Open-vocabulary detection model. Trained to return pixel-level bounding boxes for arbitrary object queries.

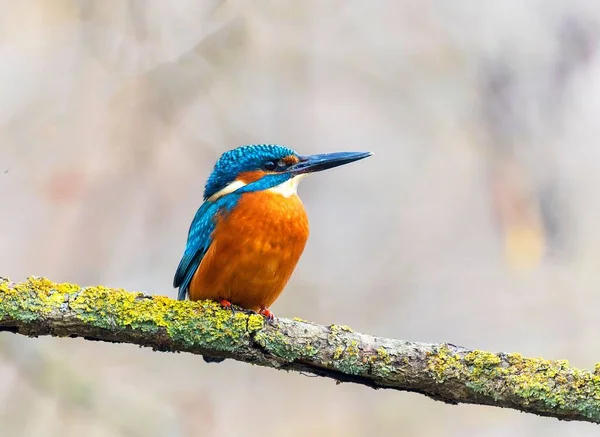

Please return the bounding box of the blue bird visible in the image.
[174,144,371,360]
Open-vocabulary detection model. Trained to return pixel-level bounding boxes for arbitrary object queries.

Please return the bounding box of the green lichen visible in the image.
[325,331,399,380]
[253,321,384,376]
[427,344,600,421]
[325,323,390,376]
[327,325,359,373]
[371,356,398,380]
[4,277,600,422]
[0,277,264,356]
[253,327,319,361]
[331,340,363,374]
[0,276,74,321]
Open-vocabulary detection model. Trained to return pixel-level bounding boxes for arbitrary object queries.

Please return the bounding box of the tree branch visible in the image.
[1,277,599,424]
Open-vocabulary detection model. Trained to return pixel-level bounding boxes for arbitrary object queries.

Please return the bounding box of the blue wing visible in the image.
[173,201,220,300]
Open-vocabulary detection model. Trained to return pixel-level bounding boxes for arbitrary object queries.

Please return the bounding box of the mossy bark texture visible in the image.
[1,277,600,424]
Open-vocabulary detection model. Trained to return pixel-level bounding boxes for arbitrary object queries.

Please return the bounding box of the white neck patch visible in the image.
[207,174,307,201]
[267,174,307,197]
[207,179,247,202]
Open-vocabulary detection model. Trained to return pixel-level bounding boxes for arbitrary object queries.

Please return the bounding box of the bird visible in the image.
[173,144,371,361]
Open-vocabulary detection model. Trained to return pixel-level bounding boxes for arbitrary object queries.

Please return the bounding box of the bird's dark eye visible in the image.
[263,159,289,172]
[263,160,277,171]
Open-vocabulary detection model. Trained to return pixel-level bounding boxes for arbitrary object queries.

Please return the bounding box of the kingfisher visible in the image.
[173,144,372,325]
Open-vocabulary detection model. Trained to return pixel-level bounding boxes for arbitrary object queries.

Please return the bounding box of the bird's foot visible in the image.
[219,299,235,315]
[259,307,274,322]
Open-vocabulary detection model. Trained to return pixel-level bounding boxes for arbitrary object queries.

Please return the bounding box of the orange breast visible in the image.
[188,191,309,311]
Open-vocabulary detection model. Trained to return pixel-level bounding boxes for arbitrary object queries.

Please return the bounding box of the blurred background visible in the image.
[1,1,600,436]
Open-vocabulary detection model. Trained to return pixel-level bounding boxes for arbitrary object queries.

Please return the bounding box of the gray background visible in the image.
[1,1,600,436]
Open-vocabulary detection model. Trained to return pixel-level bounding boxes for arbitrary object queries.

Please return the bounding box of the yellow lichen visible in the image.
[463,350,502,378]
[330,324,354,334]
[333,345,344,360]
[292,317,309,323]
[4,277,600,421]
[0,277,266,354]
[346,341,359,357]
[377,347,392,365]
[425,345,600,419]
[427,345,463,382]
[247,314,265,332]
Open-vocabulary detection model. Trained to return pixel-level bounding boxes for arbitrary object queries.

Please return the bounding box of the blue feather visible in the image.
[175,144,299,300]
[173,194,242,300]
[203,144,296,200]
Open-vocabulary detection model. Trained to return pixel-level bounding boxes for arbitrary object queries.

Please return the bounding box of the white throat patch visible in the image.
[207,174,307,201]
[267,174,307,197]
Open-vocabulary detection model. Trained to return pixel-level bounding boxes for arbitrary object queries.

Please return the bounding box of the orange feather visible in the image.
[237,170,268,184]
[188,190,309,311]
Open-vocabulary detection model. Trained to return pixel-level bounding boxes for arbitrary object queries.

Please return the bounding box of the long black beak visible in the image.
[288,151,372,175]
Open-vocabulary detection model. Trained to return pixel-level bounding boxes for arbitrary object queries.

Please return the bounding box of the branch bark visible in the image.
[1,277,599,424]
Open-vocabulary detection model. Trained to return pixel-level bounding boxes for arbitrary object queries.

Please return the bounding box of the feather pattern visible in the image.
[203,144,296,200]
[173,194,241,300]
[188,189,309,310]
[174,172,296,300]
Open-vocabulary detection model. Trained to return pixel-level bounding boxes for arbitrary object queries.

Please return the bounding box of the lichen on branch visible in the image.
[1,277,599,424]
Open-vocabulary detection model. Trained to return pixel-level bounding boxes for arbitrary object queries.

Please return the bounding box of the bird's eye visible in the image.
[263,160,277,171]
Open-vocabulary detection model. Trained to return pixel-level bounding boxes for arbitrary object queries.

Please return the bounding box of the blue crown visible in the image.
[204,144,297,199]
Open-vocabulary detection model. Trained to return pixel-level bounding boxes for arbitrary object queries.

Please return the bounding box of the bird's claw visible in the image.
[217,300,273,322]
[219,299,236,315]
[259,307,274,322]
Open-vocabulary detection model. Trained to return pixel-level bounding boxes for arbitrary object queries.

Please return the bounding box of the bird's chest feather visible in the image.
[217,191,309,253]
[195,191,309,308]
[187,192,308,308]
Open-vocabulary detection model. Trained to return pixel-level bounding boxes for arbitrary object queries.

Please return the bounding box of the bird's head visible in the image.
[204,144,372,201]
